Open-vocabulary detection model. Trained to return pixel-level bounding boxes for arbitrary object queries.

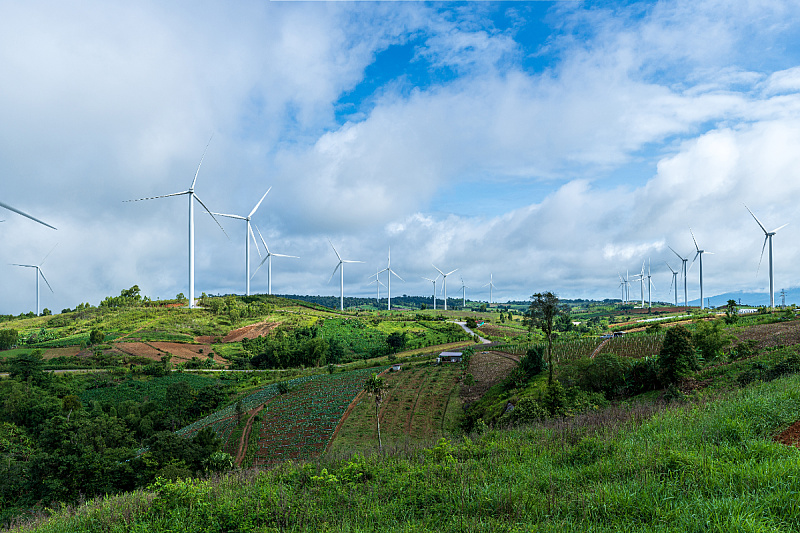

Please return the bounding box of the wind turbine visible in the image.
[432,265,458,311]
[665,261,679,306]
[646,259,655,308]
[668,246,689,307]
[460,276,470,307]
[0,200,57,230]
[328,240,363,311]
[377,247,403,311]
[252,226,298,295]
[631,262,645,307]
[12,244,57,315]
[617,273,626,303]
[368,268,387,302]
[689,227,713,310]
[745,205,788,310]
[483,273,497,305]
[126,137,227,308]
[422,276,439,310]
[212,187,271,296]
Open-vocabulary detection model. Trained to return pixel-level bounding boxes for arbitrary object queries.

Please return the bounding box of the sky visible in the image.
[2,0,800,315]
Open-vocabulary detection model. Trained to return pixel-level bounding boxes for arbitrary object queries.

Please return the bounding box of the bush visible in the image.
[692,320,732,362]
[0,329,18,350]
[584,352,630,398]
[627,356,660,394]
[520,345,546,377]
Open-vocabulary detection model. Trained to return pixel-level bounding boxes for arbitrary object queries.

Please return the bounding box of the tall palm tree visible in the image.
[363,373,387,451]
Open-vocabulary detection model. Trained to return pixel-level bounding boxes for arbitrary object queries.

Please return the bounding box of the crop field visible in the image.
[80,373,220,406]
[731,319,800,350]
[330,362,463,452]
[595,332,665,358]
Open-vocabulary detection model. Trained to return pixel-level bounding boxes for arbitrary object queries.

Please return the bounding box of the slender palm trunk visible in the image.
[375,400,383,451]
[547,333,553,384]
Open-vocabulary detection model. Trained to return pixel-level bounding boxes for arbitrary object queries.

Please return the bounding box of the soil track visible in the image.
[195,320,279,344]
[775,420,800,448]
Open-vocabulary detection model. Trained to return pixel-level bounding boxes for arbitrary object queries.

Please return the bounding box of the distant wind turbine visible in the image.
[126,137,227,308]
[368,268,387,302]
[12,244,57,315]
[668,246,689,307]
[483,273,497,305]
[460,277,470,307]
[328,240,363,311]
[377,247,403,311]
[422,276,439,310]
[432,265,458,311]
[251,226,298,295]
[646,259,655,308]
[0,200,56,230]
[745,205,788,310]
[689,227,713,310]
[665,261,679,306]
[212,187,271,296]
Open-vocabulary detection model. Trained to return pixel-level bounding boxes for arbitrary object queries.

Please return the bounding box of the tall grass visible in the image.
[9,374,800,533]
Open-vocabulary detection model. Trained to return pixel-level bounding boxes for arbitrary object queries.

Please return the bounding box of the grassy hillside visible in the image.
[8,374,800,532]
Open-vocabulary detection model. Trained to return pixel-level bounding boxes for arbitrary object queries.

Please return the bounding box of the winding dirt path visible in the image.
[234,404,266,466]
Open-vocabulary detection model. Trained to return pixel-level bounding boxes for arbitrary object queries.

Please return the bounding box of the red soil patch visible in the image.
[775,420,800,448]
[734,321,800,350]
[41,346,82,360]
[195,320,279,344]
[114,341,227,364]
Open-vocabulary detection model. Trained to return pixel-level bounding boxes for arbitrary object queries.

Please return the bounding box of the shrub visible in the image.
[626,356,660,393]
[584,352,630,398]
[542,380,566,417]
[0,329,18,350]
[521,345,546,377]
[692,320,732,362]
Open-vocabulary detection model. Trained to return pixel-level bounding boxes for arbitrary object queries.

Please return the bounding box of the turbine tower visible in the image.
[328,240,363,311]
[422,276,439,310]
[212,187,271,296]
[665,261,679,306]
[646,259,655,308]
[483,273,496,305]
[432,265,458,311]
[377,247,403,311]
[252,226,298,295]
[668,246,689,307]
[126,137,227,308]
[12,244,57,315]
[745,205,788,310]
[0,201,56,230]
[689,227,713,310]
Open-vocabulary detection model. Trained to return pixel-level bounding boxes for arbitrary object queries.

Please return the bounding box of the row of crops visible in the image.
[252,367,388,466]
[495,333,665,361]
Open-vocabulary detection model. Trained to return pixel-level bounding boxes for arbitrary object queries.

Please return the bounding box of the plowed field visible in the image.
[195,320,279,344]
[734,320,800,350]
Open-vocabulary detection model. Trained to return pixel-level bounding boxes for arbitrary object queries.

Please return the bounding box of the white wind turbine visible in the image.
[328,240,363,311]
[377,247,403,311]
[483,273,497,305]
[368,268,387,302]
[617,273,626,303]
[665,261,679,306]
[12,244,57,316]
[126,138,227,308]
[422,276,439,310]
[745,205,788,310]
[646,259,656,308]
[689,227,713,310]
[212,187,271,296]
[632,262,645,307]
[252,226,298,295]
[460,276,470,307]
[0,201,57,230]
[433,265,458,311]
[668,246,689,307]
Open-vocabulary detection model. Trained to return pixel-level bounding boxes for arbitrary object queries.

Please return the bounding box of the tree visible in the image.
[724,299,739,324]
[89,328,104,345]
[363,373,387,451]
[693,320,732,362]
[386,332,407,353]
[0,328,18,350]
[657,324,698,385]
[527,292,567,384]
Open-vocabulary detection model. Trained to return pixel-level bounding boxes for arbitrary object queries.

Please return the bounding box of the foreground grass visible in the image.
[8,374,800,533]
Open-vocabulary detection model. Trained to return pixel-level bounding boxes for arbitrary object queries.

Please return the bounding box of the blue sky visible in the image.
[2,0,800,314]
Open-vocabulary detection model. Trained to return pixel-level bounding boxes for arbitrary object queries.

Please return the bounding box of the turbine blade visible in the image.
[432,264,445,276]
[343,260,363,264]
[0,201,57,230]
[329,240,342,262]
[40,243,58,266]
[11,264,37,268]
[249,224,262,259]
[390,269,404,282]
[446,269,458,276]
[194,195,229,238]
[248,187,272,218]
[39,269,54,293]
[756,235,768,276]
[251,256,268,280]
[125,191,190,202]
[255,225,270,255]
[689,227,700,251]
[744,204,769,234]
[191,134,214,189]
[668,245,684,261]
[328,263,341,284]
[688,251,699,272]
[211,212,246,220]
[271,253,298,259]
[772,223,789,233]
